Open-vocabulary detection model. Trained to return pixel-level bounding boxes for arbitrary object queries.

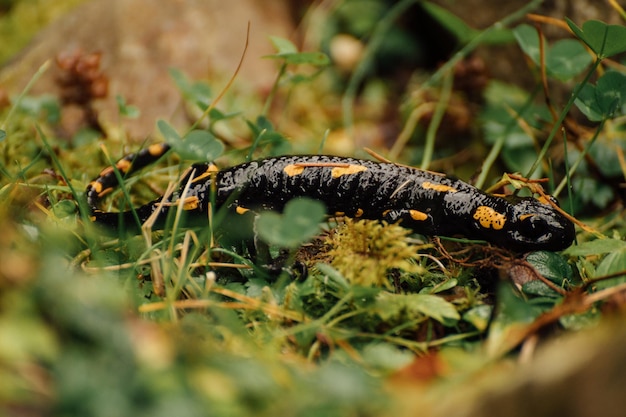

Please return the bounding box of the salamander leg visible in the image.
[382,208,436,234]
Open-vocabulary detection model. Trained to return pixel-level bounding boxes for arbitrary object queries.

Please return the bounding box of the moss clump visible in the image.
[324,219,425,288]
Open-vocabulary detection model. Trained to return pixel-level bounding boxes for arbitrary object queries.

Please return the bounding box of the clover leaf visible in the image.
[575,71,626,121]
[566,19,626,59]
[256,198,326,248]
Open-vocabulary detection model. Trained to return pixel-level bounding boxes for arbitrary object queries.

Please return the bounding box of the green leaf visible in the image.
[575,83,604,121]
[486,283,545,356]
[422,1,477,43]
[0,129,6,141]
[559,310,600,331]
[266,36,330,66]
[563,238,626,257]
[588,140,626,177]
[421,277,458,294]
[409,294,460,324]
[157,122,224,162]
[268,36,298,55]
[256,198,326,248]
[115,95,140,119]
[52,200,77,219]
[269,51,330,66]
[521,280,560,298]
[595,71,626,116]
[595,248,626,289]
[481,81,550,153]
[157,119,182,143]
[514,24,591,81]
[423,1,512,44]
[526,251,572,285]
[566,19,626,59]
[375,293,460,324]
[168,68,212,108]
[514,24,542,63]
[315,263,350,292]
[574,71,626,121]
[361,343,414,373]
[545,39,592,81]
[570,176,615,209]
[177,130,224,162]
[463,304,492,331]
[207,107,240,122]
[494,283,543,324]
[501,146,539,176]
[17,94,61,124]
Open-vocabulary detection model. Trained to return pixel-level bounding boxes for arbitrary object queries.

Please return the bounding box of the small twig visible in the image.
[189,22,250,132]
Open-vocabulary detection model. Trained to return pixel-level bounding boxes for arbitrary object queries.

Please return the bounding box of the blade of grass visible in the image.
[1,60,51,132]
[421,69,453,170]
[553,118,605,197]
[525,57,603,178]
[393,0,542,168]
[475,84,541,189]
[187,22,250,133]
[99,144,143,230]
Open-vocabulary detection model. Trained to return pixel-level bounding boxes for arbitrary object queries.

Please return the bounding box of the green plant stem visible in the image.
[421,69,453,170]
[553,118,606,197]
[560,128,575,221]
[393,0,542,168]
[475,84,541,189]
[99,147,143,229]
[525,57,603,178]
[1,60,51,174]
[341,0,418,138]
[262,63,287,117]
[275,290,355,339]
[246,128,267,162]
[1,60,51,132]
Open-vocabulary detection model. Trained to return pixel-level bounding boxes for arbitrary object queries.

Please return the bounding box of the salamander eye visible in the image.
[517,213,547,238]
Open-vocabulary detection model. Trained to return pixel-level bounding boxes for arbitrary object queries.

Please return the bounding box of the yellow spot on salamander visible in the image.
[421,181,457,193]
[148,143,167,156]
[89,181,103,194]
[537,195,551,205]
[354,208,364,217]
[182,196,200,211]
[284,164,305,177]
[283,162,366,178]
[97,187,114,198]
[519,213,535,221]
[473,206,506,230]
[331,164,367,178]
[187,164,219,184]
[236,206,249,215]
[116,158,132,174]
[409,210,428,221]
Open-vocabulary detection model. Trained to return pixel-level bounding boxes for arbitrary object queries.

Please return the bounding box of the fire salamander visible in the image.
[86,143,576,252]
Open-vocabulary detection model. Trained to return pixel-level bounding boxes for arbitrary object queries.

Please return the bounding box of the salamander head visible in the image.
[504,197,575,252]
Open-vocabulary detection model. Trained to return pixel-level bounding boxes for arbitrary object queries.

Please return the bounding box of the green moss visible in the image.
[324,219,425,288]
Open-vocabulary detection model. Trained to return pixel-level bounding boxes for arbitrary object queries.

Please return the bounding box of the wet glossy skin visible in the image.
[87,149,576,252]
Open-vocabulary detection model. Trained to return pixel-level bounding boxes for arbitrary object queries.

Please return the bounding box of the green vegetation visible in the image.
[2,1,626,416]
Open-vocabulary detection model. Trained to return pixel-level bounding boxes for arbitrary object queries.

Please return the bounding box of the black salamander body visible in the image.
[86,145,575,252]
